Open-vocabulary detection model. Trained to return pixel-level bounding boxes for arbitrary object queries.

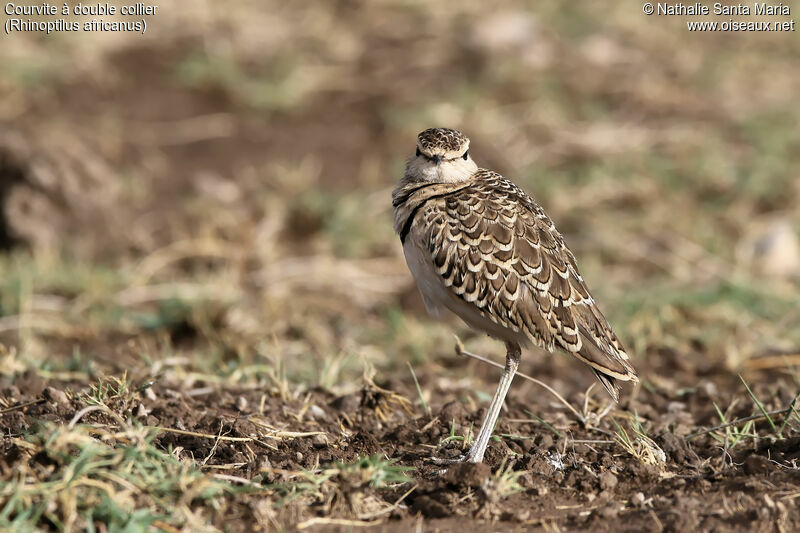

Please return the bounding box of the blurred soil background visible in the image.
[1,1,800,531]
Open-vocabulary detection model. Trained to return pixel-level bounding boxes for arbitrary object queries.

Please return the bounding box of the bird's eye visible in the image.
[416,147,422,157]
[462,150,469,160]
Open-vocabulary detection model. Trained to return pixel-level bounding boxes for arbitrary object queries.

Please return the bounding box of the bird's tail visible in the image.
[575,326,638,403]
[592,369,621,402]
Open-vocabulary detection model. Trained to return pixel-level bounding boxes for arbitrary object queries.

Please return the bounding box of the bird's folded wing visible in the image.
[413,170,638,386]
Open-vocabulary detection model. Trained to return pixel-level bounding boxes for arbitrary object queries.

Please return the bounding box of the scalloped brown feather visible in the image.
[393,169,638,400]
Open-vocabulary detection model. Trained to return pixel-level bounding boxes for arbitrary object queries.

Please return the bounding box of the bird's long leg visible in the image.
[464,341,521,463]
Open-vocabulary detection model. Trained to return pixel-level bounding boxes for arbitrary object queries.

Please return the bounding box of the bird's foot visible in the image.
[430,454,466,475]
[430,449,484,470]
[429,454,466,466]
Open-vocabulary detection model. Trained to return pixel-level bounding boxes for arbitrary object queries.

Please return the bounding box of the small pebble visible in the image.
[309,404,326,420]
[599,470,618,491]
[537,433,554,450]
[666,401,686,413]
[43,386,69,407]
[698,381,718,397]
[598,490,614,501]
[236,396,249,412]
[312,433,328,448]
[515,509,531,521]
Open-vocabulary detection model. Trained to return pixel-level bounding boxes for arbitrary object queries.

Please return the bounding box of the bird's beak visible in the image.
[431,155,443,164]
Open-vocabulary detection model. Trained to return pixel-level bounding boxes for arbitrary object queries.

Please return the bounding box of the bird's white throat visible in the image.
[405,155,478,184]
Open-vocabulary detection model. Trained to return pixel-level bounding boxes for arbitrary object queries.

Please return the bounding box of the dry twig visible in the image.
[454,336,584,422]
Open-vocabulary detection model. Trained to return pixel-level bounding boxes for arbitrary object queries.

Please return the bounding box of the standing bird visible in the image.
[392,128,638,463]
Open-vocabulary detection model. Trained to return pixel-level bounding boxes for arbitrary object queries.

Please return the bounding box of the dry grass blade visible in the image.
[146,426,258,442]
[454,336,584,422]
[296,517,383,529]
[68,404,125,428]
[357,484,417,520]
[744,354,800,370]
[212,474,268,488]
[612,418,665,466]
[407,362,431,416]
[0,398,45,415]
[133,238,243,282]
[685,401,800,440]
[249,419,327,441]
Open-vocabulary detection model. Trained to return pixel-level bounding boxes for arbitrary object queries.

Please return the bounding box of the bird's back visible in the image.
[393,169,638,400]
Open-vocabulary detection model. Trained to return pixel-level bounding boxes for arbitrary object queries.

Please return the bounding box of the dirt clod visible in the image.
[599,470,618,491]
[444,461,491,488]
[743,454,773,476]
[43,386,69,407]
[412,495,451,518]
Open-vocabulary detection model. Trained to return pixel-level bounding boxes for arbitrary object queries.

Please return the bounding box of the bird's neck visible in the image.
[402,157,478,186]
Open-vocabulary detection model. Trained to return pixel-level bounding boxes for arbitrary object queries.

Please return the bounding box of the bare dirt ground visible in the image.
[4,347,800,531]
[1,2,800,531]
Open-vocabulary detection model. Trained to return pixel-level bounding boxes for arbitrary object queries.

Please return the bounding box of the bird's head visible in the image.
[405,127,477,183]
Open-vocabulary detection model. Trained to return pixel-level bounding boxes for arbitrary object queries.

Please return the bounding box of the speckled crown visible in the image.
[417,128,470,158]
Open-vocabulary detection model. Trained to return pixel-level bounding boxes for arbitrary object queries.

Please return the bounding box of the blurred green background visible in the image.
[1,0,799,391]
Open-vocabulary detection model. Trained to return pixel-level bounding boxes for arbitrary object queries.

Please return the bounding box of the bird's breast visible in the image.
[402,234,531,346]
